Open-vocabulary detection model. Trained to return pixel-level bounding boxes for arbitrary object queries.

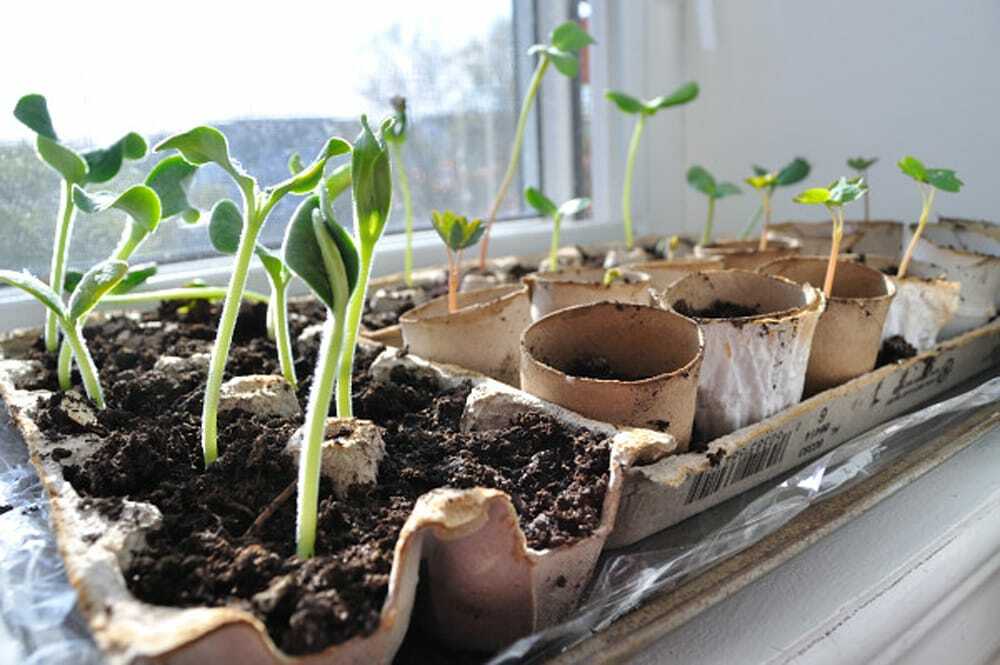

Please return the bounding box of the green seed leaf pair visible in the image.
[794,176,868,207]
[352,116,393,247]
[524,187,591,220]
[747,158,811,192]
[73,185,162,235]
[146,156,200,223]
[65,263,157,296]
[527,21,595,77]
[605,82,699,116]
[897,156,963,192]
[431,211,486,252]
[283,196,359,312]
[1,260,128,324]
[385,96,407,145]
[686,166,741,200]
[847,156,878,172]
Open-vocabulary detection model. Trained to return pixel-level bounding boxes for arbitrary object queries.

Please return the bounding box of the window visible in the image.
[0,0,593,280]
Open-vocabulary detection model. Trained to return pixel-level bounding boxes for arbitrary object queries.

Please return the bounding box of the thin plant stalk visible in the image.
[63,323,105,408]
[757,192,773,251]
[46,180,76,352]
[739,204,764,240]
[447,249,460,313]
[822,207,845,298]
[479,56,550,269]
[57,337,73,391]
[863,169,870,222]
[334,243,375,418]
[271,281,297,388]
[700,197,716,246]
[99,286,269,306]
[390,140,415,286]
[621,114,647,250]
[547,213,563,272]
[897,185,936,279]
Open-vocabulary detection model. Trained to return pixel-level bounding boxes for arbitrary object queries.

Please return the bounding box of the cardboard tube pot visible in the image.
[759,257,896,395]
[523,266,652,321]
[935,217,1000,257]
[399,284,530,386]
[622,256,724,291]
[857,255,960,351]
[768,220,902,257]
[658,270,824,440]
[519,302,704,449]
[694,237,801,270]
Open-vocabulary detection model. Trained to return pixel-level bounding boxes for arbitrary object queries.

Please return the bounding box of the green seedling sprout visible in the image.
[605,82,700,249]
[431,211,486,313]
[739,158,811,243]
[686,166,741,246]
[847,157,878,222]
[602,267,623,287]
[896,156,963,279]
[13,94,148,353]
[155,126,351,467]
[385,96,416,286]
[0,261,129,408]
[793,177,868,298]
[478,21,595,269]
[283,116,391,559]
[523,186,591,272]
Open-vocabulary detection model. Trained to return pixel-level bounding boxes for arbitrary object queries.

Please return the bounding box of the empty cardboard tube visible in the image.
[622,256,724,292]
[523,266,652,321]
[768,220,903,257]
[694,237,801,270]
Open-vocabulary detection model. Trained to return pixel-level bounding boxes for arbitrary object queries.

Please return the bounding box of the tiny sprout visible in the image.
[384,95,415,286]
[686,165,741,246]
[793,176,868,298]
[896,156,963,279]
[602,267,623,287]
[742,157,810,250]
[847,157,878,222]
[479,20,595,269]
[431,211,486,313]
[605,82,699,249]
[524,186,591,272]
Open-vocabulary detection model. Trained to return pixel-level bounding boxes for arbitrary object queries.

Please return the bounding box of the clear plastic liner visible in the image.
[1,378,997,664]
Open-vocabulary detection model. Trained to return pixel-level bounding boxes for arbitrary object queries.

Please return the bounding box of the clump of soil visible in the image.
[29,300,610,657]
[673,299,761,319]
[560,355,644,382]
[0,505,11,515]
[876,335,918,367]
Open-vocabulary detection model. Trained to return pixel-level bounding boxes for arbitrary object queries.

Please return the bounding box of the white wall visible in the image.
[663,0,1000,238]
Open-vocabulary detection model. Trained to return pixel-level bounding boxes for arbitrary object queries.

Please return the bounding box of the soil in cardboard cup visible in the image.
[27,301,610,658]
[557,355,654,381]
[876,335,918,367]
[673,298,762,319]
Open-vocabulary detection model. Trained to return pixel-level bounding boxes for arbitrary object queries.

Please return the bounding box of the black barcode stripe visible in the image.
[684,435,791,505]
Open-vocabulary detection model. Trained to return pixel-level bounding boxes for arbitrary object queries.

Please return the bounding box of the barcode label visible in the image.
[684,433,791,505]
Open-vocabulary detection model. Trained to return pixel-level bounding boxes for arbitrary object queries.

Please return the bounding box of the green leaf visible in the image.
[752,164,770,176]
[208,199,243,255]
[746,173,776,190]
[544,47,579,77]
[352,116,392,246]
[82,132,148,184]
[643,81,700,114]
[898,156,927,182]
[73,184,162,233]
[549,21,595,52]
[775,157,811,188]
[431,210,485,251]
[63,271,83,294]
[686,165,717,197]
[111,263,158,294]
[36,135,87,183]
[154,126,255,193]
[283,196,358,310]
[925,168,963,193]
[557,197,591,218]
[524,186,558,217]
[847,156,878,172]
[14,94,58,140]
[0,269,67,319]
[605,90,644,115]
[270,136,352,200]
[827,176,868,205]
[793,187,832,205]
[145,156,200,222]
[714,182,742,199]
[68,260,128,320]
[288,152,304,175]
[254,244,287,285]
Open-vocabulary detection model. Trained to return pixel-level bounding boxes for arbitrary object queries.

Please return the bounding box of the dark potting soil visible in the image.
[673,299,762,319]
[876,335,918,367]
[27,300,610,658]
[560,355,639,381]
[362,280,449,331]
[0,504,11,515]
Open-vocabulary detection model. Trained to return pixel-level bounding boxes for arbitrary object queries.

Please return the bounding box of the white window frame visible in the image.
[0,0,687,331]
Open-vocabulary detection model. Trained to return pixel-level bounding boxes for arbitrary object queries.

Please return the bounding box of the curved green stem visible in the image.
[898,185,935,279]
[46,180,76,353]
[273,282,297,389]
[622,114,647,250]
[548,213,563,272]
[700,197,716,246]
[63,322,105,409]
[99,287,270,306]
[479,55,551,269]
[390,141,415,286]
[57,337,73,391]
[335,244,375,418]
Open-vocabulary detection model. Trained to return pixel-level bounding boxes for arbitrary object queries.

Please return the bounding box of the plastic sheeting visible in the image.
[0,378,997,665]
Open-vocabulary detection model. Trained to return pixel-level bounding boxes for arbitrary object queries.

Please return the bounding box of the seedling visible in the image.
[431,211,486,313]
[896,156,963,278]
[793,177,868,298]
[523,186,591,272]
[155,126,350,466]
[385,96,416,286]
[0,261,128,408]
[686,166,741,245]
[847,157,878,222]
[479,21,594,268]
[13,94,148,353]
[605,82,699,249]
[739,158,811,243]
[282,116,390,559]
[743,158,811,250]
[602,267,623,287]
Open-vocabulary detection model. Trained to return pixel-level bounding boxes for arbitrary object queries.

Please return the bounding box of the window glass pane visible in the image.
[0,0,544,278]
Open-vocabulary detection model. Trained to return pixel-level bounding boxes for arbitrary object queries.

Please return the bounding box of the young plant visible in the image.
[385,96,416,286]
[896,156,963,279]
[283,116,391,559]
[793,177,868,298]
[0,261,128,408]
[605,82,700,249]
[155,126,350,466]
[847,156,878,222]
[431,211,486,312]
[478,21,594,268]
[739,157,811,243]
[13,94,148,353]
[523,186,591,272]
[686,166,741,245]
